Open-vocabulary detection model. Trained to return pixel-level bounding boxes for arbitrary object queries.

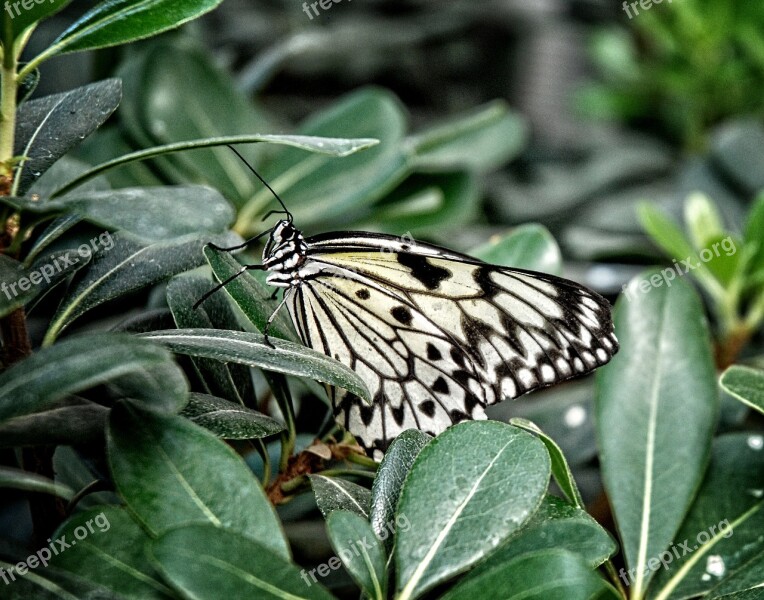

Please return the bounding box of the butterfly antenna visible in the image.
[227,144,292,222]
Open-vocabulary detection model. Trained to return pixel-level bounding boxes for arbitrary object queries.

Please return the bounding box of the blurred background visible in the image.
[20,0,764,591]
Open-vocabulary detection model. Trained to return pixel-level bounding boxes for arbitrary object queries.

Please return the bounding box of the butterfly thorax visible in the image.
[263,220,309,288]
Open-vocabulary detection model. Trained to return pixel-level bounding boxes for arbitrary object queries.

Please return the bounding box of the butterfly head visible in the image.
[262,220,307,281]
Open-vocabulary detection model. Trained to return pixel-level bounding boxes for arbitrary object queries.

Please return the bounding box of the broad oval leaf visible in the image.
[107,401,289,558]
[440,549,619,600]
[326,511,387,600]
[14,79,122,195]
[50,506,174,599]
[409,100,528,173]
[44,231,239,345]
[0,559,115,599]
[395,421,551,599]
[720,365,764,416]
[470,223,563,275]
[180,393,284,440]
[15,186,234,242]
[139,329,370,403]
[310,474,371,518]
[647,433,764,600]
[596,273,718,598]
[150,524,335,600]
[237,88,410,234]
[369,429,430,550]
[462,495,616,580]
[0,333,186,423]
[50,0,225,55]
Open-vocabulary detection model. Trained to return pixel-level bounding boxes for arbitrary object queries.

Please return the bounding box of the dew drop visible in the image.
[747,435,763,451]
[705,555,725,578]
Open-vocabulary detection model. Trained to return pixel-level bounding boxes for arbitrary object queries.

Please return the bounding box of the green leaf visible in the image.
[744,193,764,277]
[708,550,764,598]
[647,433,764,600]
[0,559,116,599]
[13,79,122,196]
[596,273,718,598]
[720,365,764,416]
[50,506,174,599]
[180,393,284,439]
[463,495,616,576]
[0,466,73,500]
[237,88,409,233]
[44,231,238,344]
[310,475,371,518]
[409,101,528,173]
[150,524,336,599]
[202,247,298,343]
[107,401,289,558]
[510,419,584,508]
[370,429,430,551]
[49,0,225,55]
[167,275,256,404]
[140,329,370,403]
[470,224,563,275]
[684,192,726,251]
[14,186,234,242]
[440,549,619,600]
[326,511,387,600]
[638,202,697,263]
[0,249,83,319]
[0,333,187,423]
[1,0,71,49]
[395,421,551,599]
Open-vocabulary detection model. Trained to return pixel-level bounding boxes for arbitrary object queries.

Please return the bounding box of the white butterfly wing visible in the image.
[288,232,618,457]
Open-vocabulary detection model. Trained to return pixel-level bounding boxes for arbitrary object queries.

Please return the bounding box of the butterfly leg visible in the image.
[263,293,290,348]
[193,264,265,309]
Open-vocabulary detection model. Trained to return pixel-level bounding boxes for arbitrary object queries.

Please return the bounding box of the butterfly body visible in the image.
[259,219,618,459]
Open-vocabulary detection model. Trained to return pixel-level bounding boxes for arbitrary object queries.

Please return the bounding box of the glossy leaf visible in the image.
[1,0,71,45]
[0,466,73,500]
[470,223,563,275]
[13,79,122,196]
[44,231,239,344]
[310,475,371,518]
[167,275,256,404]
[237,88,409,233]
[49,0,225,55]
[684,192,726,251]
[440,549,619,600]
[107,401,289,558]
[326,510,387,600]
[150,524,336,599]
[14,186,234,242]
[409,100,528,173]
[721,365,764,416]
[180,393,284,439]
[596,273,718,598]
[140,329,370,402]
[462,495,616,580]
[647,434,764,600]
[395,421,550,599]
[50,506,174,600]
[0,333,187,423]
[369,429,430,550]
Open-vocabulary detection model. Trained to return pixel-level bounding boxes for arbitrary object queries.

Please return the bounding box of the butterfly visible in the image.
[197,148,619,460]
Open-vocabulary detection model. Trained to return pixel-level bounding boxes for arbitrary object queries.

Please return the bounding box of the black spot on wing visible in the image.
[397,254,451,290]
[426,343,442,361]
[432,376,449,395]
[355,288,370,300]
[419,400,436,418]
[391,306,413,325]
